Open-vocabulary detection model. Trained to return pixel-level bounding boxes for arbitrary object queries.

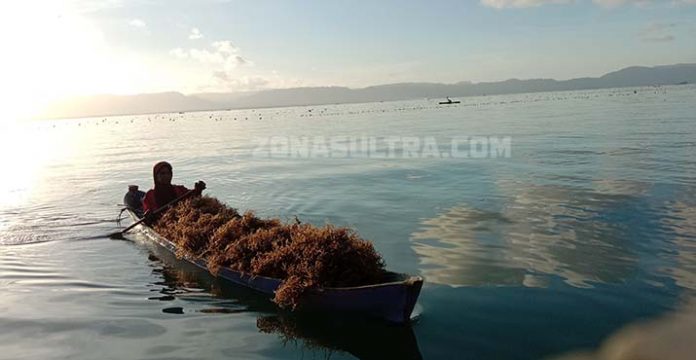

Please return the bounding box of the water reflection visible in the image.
[660,199,696,290]
[143,242,423,360]
[256,314,422,360]
[550,297,696,360]
[411,180,696,289]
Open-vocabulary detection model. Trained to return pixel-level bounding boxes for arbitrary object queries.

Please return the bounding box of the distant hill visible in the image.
[42,92,215,119]
[38,63,696,119]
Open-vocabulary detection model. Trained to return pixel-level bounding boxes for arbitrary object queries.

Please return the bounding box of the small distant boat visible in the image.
[439,97,460,105]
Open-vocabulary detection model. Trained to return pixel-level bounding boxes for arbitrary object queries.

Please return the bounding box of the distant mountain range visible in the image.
[38,63,696,119]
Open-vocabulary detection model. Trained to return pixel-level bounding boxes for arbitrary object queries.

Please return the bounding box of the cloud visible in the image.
[480,0,572,8]
[170,40,256,90]
[128,18,146,28]
[212,73,270,90]
[639,21,677,42]
[170,41,250,67]
[592,0,651,7]
[189,27,203,40]
[642,34,675,41]
[592,0,696,7]
[643,22,677,32]
[67,0,123,14]
[169,48,186,58]
[481,0,696,8]
[233,55,248,65]
[212,40,239,55]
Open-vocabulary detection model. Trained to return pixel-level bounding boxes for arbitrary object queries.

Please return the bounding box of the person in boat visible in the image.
[142,161,206,221]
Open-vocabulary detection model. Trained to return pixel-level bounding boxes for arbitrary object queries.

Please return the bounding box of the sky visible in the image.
[1,0,695,119]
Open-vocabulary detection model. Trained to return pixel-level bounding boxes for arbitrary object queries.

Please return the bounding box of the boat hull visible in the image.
[126,209,423,323]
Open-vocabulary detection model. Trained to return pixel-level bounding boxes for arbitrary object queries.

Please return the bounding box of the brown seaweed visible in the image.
[153,196,385,308]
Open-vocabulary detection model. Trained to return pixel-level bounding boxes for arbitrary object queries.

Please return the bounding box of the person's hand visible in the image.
[194,180,206,192]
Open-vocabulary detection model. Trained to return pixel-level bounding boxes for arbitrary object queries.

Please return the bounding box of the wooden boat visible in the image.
[125,209,424,324]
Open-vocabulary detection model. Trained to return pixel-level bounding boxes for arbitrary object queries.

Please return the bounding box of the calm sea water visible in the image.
[1,86,695,360]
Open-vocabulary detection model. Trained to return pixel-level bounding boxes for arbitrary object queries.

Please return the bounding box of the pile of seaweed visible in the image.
[153,196,385,309]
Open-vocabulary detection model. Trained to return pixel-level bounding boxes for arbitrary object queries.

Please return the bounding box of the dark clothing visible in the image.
[143,161,190,213]
[142,185,189,213]
[142,161,202,216]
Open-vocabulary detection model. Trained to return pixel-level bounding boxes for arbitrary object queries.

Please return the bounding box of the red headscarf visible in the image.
[152,161,177,207]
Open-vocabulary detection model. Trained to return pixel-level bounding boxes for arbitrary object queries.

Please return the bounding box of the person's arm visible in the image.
[173,181,205,197]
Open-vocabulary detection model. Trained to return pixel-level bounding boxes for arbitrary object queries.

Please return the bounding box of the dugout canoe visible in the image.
[125,209,424,324]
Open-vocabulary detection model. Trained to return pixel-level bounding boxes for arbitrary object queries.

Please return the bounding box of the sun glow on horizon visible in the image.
[0,1,171,120]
